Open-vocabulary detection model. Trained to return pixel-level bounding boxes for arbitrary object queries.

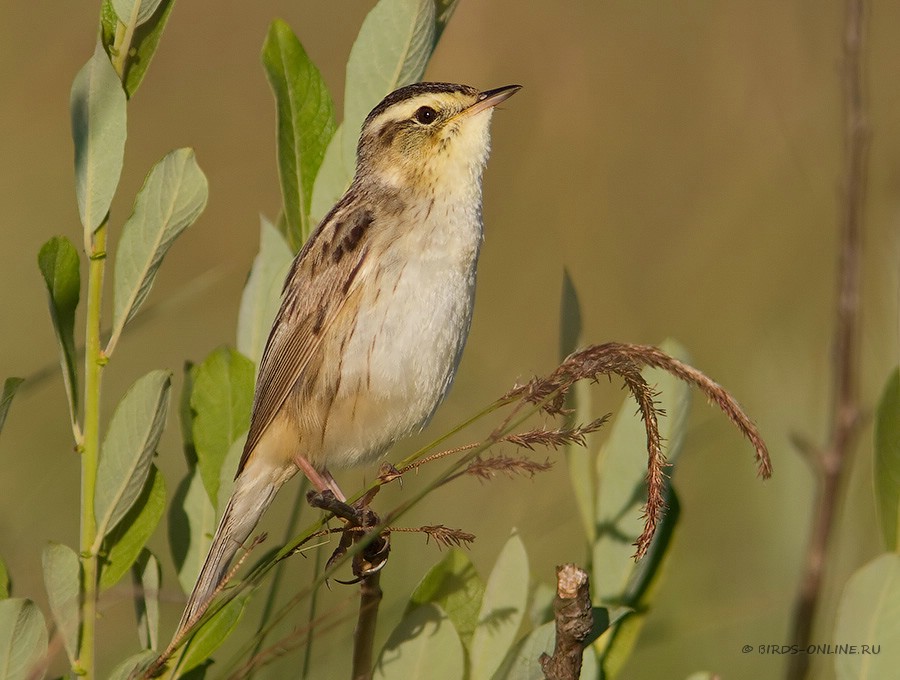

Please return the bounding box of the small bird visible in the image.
[176,81,520,635]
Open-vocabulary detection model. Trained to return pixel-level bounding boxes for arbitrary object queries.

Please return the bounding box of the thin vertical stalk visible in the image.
[75,16,136,675]
[76,224,108,678]
[786,0,869,677]
[351,572,382,680]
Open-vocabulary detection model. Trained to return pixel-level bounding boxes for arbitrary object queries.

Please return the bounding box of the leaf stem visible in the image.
[77,222,108,678]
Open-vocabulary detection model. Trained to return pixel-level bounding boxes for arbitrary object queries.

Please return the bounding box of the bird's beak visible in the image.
[461,84,522,118]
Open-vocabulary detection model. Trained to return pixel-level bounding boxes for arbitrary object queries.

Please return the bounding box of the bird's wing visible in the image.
[236,199,375,476]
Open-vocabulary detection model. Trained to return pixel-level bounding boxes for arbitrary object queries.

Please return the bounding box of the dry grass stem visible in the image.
[149,533,269,677]
[466,455,554,481]
[505,342,771,558]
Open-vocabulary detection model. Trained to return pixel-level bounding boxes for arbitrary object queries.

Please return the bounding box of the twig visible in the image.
[539,564,593,680]
[787,0,869,677]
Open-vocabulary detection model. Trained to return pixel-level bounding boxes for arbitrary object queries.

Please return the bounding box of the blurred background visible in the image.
[1,1,898,678]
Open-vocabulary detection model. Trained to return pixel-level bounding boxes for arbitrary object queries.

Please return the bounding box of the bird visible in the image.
[175,81,520,637]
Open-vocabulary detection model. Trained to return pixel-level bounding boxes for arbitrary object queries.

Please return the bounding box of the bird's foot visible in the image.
[306,489,390,582]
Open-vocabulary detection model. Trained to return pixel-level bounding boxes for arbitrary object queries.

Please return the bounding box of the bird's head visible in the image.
[355,82,520,195]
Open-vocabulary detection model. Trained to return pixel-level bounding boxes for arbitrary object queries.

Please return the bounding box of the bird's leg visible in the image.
[292,453,346,502]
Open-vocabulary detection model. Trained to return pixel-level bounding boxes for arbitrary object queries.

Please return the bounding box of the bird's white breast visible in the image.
[316,191,484,468]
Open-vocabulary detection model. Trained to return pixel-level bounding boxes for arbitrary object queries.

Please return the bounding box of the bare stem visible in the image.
[786,0,869,677]
[351,572,383,680]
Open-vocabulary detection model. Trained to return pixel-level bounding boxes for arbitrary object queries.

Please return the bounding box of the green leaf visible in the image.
[0,558,9,599]
[95,370,171,541]
[191,347,254,506]
[262,20,337,251]
[41,543,80,665]
[132,550,161,650]
[111,0,164,26]
[470,530,529,680]
[591,338,691,602]
[236,218,293,364]
[0,599,48,680]
[342,0,435,171]
[374,604,464,680]
[875,368,900,551]
[407,548,485,649]
[100,464,166,590]
[101,0,177,98]
[109,148,208,353]
[107,650,157,680]
[178,593,248,674]
[309,129,350,224]
[169,468,216,594]
[0,378,25,438]
[311,0,437,220]
[834,553,900,680]
[217,434,246,517]
[492,620,600,680]
[598,488,680,678]
[70,42,126,232]
[37,237,81,427]
[559,270,595,544]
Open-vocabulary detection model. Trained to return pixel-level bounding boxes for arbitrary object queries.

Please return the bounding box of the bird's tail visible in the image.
[174,468,282,640]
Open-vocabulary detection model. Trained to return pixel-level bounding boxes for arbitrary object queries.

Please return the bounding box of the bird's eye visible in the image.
[414,106,437,124]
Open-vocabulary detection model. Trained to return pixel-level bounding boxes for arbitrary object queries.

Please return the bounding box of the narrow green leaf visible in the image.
[70,42,126,232]
[109,148,208,352]
[100,464,166,590]
[470,530,529,680]
[133,550,161,650]
[875,368,900,551]
[407,548,485,649]
[41,543,80,664]
[834,553,900,680]
[492,620,600,680]
[169,468,215,594]
[37,237,81,427]
[0,599,48,680]
[178,593,248,674]
[179,361,198,468]
[374,604,464,680]
[101,0,177,98]
[191,347,254,506]
[111,0,164,26]
[311,0,437,219]
[107,650,157,680]
[95,370,171,541]
[591,338,691,602]
[262,20,336,250]
[236,218,293,365]
[598,488,681,678]
[0,558,9,599]
[0,378,25,438]
[559,270,595,544]
[433,0,462,43]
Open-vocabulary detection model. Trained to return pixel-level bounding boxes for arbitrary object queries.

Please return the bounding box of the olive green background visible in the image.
[1,1,898,678]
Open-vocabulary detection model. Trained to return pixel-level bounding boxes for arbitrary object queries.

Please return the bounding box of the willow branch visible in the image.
[787,1,869,678]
